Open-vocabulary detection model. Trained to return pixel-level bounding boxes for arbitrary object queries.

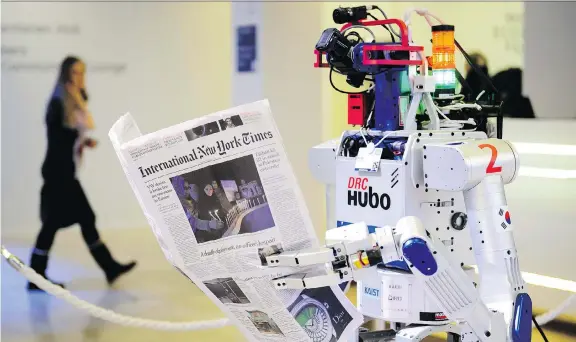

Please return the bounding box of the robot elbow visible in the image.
[396,216,427,240]
[402,237,439,276]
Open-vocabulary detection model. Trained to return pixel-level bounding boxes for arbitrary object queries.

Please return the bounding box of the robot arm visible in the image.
[423,138,532,341]
[266,222,402,289]
[397,216,506,342]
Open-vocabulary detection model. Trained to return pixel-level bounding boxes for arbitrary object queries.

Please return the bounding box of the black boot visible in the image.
[27,250,65,291]
[89,243,136,284]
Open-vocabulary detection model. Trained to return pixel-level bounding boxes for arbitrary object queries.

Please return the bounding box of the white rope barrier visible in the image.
[1,245,232,331]
[2,245,573,332]
[534,295,576,326]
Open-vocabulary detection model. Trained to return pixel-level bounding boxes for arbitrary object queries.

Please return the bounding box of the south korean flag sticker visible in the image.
[498,207,513,231]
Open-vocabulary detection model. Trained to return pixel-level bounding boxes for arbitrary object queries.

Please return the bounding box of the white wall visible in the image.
[524,2,576,119]
[1,3,232,232]
[230,3,327,240]
[231,2,263,106]
[261,3,327,239]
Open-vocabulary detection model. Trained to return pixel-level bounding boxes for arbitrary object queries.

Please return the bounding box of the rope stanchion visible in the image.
[1,245,231,331]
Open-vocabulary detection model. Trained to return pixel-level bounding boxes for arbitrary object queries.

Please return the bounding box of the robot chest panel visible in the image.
[335,159,405,231]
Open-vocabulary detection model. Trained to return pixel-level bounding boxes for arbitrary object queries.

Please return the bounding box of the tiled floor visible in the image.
[1,227,574,341]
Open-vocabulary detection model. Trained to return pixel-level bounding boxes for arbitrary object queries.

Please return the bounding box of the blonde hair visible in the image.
[64,88,92,129]
[61,89,83,128]
[53,56,91,130]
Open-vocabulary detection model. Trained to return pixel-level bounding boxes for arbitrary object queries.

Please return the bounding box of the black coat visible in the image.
[40,96,95,228]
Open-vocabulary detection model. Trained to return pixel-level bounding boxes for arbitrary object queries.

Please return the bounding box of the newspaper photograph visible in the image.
[108,100,363,342]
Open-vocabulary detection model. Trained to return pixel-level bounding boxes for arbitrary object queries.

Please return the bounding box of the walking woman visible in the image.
[28,56,136,291]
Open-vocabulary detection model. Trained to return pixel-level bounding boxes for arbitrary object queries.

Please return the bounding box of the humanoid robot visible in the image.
[264,5,533,342]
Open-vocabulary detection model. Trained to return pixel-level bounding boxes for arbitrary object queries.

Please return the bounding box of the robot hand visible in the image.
[266,222,391,289]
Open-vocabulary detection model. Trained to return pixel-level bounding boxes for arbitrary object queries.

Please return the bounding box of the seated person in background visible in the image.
[461,52,491,102]
[492,68,536,119]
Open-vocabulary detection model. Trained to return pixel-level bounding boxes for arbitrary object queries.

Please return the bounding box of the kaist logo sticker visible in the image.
[347,177,391,210]
[364,286,380,297]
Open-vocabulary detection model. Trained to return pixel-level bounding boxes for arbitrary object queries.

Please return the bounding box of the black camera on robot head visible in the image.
[332,6,370,24]
[316,28,355,72]
[316,6,388,89]
[316,5,373,70]
[316,28,376,88]
[315,28,369,88]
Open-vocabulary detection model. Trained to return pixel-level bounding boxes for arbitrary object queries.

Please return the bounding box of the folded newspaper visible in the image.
[108,100,363,342]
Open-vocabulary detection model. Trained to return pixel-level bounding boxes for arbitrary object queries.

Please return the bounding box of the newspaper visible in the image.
[108,100,363,342]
